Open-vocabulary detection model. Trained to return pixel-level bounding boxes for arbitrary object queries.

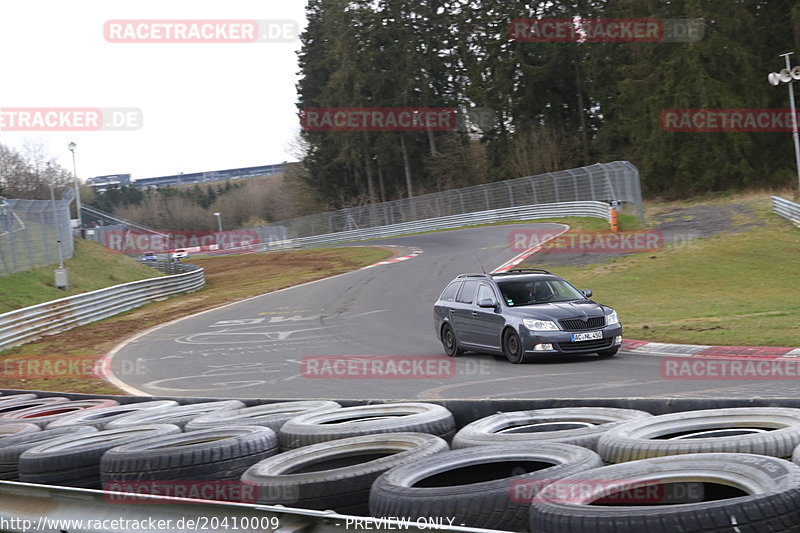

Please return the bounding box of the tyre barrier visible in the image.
[0,397,70,415]
[18,424,181,488]
[242,433,449,515]
[184,400,342,432]
[0,426,98,480]
[104,400,246,430]
[278,402,457,449]
[0,399,120,428]
[46,400,180,430]
[530,453,800,533]
[369,443,603,531]
[0,423,40,439]
[101,426,279,487]
[5,395,800,531]
[452,407,653,450]
[597,407,800,463]
[0,393,39,405]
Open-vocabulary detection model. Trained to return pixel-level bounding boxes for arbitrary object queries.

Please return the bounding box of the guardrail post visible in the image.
[553,174,560,202]
[610,205,618,232]
[530,180,539,204]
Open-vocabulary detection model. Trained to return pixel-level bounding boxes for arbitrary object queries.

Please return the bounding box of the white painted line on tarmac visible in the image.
[491,224,570,273]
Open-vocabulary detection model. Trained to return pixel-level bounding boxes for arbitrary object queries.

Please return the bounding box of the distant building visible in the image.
[87,163,289,193]
[132,163,287,189]
[86,174,132,193]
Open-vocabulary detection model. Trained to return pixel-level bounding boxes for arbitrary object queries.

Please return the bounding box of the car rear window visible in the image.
[456,280,479,304]
[439,282,461,302]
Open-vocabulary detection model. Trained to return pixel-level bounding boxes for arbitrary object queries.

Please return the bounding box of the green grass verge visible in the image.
[541,221,800,346]
[0,240,161,314]
[356,212,639,241]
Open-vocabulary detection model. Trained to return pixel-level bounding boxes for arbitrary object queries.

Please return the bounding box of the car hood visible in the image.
[506,300,607,320]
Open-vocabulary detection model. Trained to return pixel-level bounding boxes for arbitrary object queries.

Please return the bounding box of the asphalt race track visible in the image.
[108,223,798,400]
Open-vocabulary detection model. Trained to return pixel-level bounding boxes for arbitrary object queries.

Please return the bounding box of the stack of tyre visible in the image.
[3,391,800,533]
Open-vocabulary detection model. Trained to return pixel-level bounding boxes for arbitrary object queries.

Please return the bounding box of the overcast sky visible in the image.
[0,0,307,181]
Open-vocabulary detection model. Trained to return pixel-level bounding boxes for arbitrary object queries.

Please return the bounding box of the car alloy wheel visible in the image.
[504,329,525,364]
[441,324,463,357]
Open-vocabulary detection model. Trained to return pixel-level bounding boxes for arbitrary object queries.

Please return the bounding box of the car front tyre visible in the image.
[441,324,463,357]
[503,329,526,364]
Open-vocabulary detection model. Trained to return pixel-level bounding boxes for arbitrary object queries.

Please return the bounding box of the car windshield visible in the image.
[496,279,585,306]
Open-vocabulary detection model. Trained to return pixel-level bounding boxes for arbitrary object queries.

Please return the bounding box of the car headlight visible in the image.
[523,318,560,331]
[606,310,619,326]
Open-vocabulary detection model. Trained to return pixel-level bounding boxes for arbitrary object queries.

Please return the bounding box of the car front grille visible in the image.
[557,338,614,353]
[559,317,605,331]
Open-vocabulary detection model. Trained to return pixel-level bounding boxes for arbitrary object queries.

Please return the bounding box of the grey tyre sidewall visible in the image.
[104,400,246,430]
[598,408,800,463]
[370,443,603,530]
[242,433,449,512]
[530,453,800,531]
[46,401,180,430]
[185,401,341,432]
[0,399,120,428]
[279,403,456,449]
[101,426,278,472]
[453,408,653,450]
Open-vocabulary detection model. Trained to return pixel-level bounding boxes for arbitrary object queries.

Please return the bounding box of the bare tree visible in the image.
[0,142,73,199]
[117,193,214,232]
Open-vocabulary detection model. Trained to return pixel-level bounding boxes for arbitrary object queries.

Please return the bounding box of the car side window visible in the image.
[477,283,496,304]
[456,280,479,304]
[439,281,461,302]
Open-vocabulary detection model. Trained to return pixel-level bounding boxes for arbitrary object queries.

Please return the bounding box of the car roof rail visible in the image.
[491,268,552,276]
[456,273,492,279]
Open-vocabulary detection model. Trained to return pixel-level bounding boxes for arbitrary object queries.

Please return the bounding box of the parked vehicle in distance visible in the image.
[433,269,623,363]
[169,249,188,260]
[140,251,158,262]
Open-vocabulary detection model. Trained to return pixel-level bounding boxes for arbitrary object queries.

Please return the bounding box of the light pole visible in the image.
[768,52,800,194]
[67,142,83,229]
[213,212,222,249]
[47,165,64,270]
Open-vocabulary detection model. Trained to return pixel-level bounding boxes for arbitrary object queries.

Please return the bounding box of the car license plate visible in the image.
[572,331,603,342]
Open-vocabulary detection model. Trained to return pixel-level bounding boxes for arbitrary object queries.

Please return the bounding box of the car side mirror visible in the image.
[581,289,593,298]
[478,298,497,309]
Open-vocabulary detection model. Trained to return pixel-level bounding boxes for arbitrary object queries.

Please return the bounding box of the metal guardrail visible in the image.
[0,481,495,533]
[772,195,800,227]
[257,161,642,241]
[81,161,639,257]
[0,264,205,353]
[253,201,612,252]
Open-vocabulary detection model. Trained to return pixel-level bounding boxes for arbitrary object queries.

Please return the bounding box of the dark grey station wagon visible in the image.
[433,269,622,363]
